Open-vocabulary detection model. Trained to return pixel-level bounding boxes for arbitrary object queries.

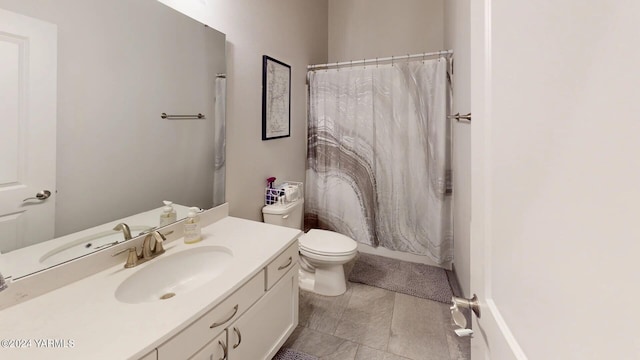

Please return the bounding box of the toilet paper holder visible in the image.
[450,294,480,338]
[452,294,481,319]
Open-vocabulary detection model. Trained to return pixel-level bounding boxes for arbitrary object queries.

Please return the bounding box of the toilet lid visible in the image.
[299,229,357,255]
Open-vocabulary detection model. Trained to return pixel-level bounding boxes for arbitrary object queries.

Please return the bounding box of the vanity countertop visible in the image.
[0,216,301,360]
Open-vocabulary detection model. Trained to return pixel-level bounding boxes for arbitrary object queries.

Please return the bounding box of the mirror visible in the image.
[0,0,226,279]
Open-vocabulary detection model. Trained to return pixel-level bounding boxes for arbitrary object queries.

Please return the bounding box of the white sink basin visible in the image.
[39,225,153,266]
[114,246,233,304]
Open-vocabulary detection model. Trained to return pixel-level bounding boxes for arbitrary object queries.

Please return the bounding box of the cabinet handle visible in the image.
[232,327,242,349]
[277,256,293,270]
[218,339,227,360]
[210,304,238,328]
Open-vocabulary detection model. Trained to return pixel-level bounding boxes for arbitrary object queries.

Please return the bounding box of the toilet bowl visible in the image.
[297,229,357,296]
[262,198,358,296]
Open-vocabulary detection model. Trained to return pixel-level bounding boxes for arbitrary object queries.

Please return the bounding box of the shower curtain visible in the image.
[305,58,453,264]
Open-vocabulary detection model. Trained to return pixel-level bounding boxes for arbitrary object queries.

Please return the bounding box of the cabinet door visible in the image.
[189,330,227,360]
[228,266,299,360]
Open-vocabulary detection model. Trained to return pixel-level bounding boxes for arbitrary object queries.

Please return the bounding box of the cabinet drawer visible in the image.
[158,270,265,360]
[265,241,299,290]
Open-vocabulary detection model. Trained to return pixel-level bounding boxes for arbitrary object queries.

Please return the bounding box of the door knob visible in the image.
[23,190,52,202]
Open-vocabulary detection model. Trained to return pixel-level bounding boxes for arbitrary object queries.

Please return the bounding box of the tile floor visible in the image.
[283,267,471,360]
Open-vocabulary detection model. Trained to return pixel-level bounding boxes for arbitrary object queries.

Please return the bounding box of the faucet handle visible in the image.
[142,231,167,259]
[112,247,139,268]
[142,234,154,259]
[151,231,166,254]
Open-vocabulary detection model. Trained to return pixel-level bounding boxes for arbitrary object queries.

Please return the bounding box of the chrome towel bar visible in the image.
[448,112,471,122]
[161,113,206,120]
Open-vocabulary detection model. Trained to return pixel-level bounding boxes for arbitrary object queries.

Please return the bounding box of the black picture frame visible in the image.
[262,55,291,140]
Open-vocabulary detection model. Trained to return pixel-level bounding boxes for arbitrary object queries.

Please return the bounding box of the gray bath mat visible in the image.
[272,348,318,360]
[348,253,453,304]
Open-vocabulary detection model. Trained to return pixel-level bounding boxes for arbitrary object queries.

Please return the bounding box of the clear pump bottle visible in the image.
[159,200,177,227]
[183,207,202,244]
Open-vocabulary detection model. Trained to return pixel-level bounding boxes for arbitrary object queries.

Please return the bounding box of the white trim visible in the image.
[470,1,528,358]
[486,299,528,359]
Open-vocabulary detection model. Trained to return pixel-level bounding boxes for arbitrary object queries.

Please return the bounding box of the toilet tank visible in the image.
[262,199,304,229]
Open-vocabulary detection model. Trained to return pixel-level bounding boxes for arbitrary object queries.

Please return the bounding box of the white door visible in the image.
[0,9,56,253]
[470,1,640,359]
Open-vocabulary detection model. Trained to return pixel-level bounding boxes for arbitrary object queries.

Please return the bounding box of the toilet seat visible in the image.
[298,229,357,256]
[299,244,357,257]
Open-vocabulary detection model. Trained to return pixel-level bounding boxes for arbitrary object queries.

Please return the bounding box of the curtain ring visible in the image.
[422,52,426,63]
[391,55,394,67]
[336,61,339,71]
[363,58,366,69]
[376,57,378,68]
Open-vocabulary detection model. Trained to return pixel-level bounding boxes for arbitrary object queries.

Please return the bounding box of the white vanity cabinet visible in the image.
[155,241,300,360]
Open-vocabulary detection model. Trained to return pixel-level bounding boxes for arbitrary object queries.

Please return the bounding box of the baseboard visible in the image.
[356,243,452,270]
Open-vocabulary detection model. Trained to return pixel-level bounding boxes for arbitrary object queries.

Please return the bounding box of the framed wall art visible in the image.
[262,55,291,140]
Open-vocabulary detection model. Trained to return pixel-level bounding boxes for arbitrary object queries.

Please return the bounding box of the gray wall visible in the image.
[445,0,472,296]
[328,0,444,62]
[159,0,329,222]
[0,0,226,236]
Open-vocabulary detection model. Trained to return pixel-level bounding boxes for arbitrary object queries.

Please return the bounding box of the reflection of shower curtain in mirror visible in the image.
[305,58,453,264]
[213,77,226,206]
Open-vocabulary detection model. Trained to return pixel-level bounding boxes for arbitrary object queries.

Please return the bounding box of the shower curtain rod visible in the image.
[307,49,453,70]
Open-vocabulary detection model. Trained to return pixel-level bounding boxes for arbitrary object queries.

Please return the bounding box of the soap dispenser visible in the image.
[159,201,177,227]
[184,207,202,244]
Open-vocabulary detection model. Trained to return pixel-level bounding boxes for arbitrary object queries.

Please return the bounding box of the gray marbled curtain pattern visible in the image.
[305,58,453,264]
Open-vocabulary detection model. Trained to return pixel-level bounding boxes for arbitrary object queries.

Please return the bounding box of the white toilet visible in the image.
[262,198,357,296]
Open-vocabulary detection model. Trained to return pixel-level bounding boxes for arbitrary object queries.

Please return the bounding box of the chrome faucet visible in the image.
[142,231,166,259]
[112,231,166,268]
[113,223,132,241]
